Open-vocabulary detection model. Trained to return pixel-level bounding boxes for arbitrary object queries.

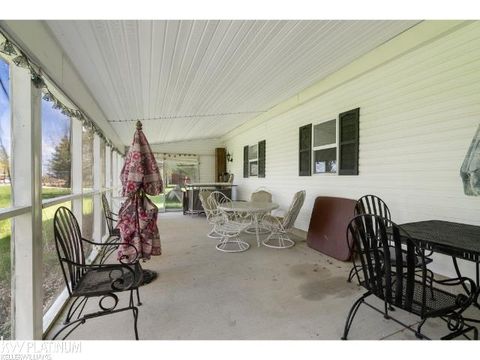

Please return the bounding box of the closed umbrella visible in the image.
[117,121,163,273]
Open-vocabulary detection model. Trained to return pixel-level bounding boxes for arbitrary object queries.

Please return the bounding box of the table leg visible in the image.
[254,213,260,247]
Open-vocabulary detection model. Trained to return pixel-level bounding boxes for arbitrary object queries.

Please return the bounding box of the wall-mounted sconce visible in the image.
[226,152,233,162]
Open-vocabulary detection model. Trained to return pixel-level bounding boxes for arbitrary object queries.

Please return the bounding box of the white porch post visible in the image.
[92,134,102,242]
[71,120,83,228]
[105,147,112,190]
[11,66,43,339]
[111,151,117,193]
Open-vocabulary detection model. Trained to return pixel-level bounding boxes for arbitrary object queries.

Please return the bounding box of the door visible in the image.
[149,158,200,212]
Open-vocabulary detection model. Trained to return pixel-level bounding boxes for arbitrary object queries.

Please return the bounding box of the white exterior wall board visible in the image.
[224,22,480,278]
[150,138,223,155]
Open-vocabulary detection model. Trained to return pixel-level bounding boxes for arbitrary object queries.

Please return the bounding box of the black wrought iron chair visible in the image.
[52,206,143,340]
[98,194,122,264]
[347,195,435,292]
[102,193,120,241]
[342,214,478,340]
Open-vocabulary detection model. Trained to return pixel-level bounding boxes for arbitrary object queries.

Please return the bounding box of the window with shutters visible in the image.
[313,119,337,174]
[243,141,266,177]
[306,108,359,176]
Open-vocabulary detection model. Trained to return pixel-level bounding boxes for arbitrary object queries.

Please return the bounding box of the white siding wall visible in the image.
[224,22,480,277]
[150,138,223,183]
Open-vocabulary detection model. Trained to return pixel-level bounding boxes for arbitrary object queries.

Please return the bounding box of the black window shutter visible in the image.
[243,145,249,178]
[258,140,266,178]
[339,108,360,175]
[299,124,312,176]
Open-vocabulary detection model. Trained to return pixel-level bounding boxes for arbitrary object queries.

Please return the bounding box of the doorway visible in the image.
[149,157,200,212]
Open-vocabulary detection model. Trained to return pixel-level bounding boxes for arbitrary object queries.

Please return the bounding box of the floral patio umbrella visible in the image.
[117,121,163,262]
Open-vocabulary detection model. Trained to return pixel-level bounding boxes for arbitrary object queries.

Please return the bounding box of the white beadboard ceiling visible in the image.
[45,20,420,145]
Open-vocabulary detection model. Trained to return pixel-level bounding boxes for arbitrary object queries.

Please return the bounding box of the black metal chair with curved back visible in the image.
[98,194,122,264]
[347,195,435,292]
[342,214,478,340]
[52,206,143,340]
[102,193,120,241]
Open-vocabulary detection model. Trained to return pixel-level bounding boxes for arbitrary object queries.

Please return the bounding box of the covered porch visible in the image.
[0,13,479,344]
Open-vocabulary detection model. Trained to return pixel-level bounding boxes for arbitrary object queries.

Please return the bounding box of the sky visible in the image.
[0,59,10,159]
[0,57,71,176]
[41,98,71,175]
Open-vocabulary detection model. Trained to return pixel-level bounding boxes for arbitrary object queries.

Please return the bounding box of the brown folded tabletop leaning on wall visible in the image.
[306,196,356,261]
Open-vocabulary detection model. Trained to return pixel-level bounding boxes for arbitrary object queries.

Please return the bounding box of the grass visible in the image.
[0,185,74,283]
[1,185,70,338]
[0,184,177,338]
[149,186,183,210]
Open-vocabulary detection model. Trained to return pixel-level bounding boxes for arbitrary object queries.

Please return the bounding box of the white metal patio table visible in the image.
[217,201,279,247]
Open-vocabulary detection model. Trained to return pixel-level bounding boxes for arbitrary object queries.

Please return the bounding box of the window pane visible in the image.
[42,99,72,199]
[42,201,71,314]
[249,161,258,176]
[314,119,336,147]
[82,127,94,191]
[0,218,11,339]
[314,148,337,173]
[82,196,94,253]
[248,144,258,160]
[0,59,11,210]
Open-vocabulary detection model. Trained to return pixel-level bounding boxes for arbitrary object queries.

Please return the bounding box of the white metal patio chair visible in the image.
[246,187,273,234]
[198,189,223,239]
[250,187,273,203]
[262,190,306,249]
[207,191,252,253]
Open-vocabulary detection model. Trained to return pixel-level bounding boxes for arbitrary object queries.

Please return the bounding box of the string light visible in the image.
[0,30,124,156]
[0,39,17,56]
[108,110,266,123]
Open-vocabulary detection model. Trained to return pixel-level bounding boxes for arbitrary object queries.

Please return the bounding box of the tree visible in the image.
[48,135,71,187]
[82,128,94,188]
[0,141,10,183]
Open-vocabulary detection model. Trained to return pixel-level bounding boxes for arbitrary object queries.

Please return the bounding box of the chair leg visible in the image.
[415,319,427,339]
[207,227,222,239]
[129,290,140,340]
[341,292,370,340]
[52,318,87,340]
[262,230,295,249]
[136,288,142,306]
[132,306,139,340]
[64,297,88,324]
[215,233,250,253]
[347,265,359,283]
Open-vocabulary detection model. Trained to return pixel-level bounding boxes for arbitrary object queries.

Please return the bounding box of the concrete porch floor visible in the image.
[47,213,479,340]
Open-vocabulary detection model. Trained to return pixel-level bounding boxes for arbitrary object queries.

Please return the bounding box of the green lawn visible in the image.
[0,184,76,339]
[1,185,74,279]
[149,186,183,211]
[0,185,12,283]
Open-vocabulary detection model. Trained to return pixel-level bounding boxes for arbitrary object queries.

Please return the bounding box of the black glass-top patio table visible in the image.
[399,220,480,319]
